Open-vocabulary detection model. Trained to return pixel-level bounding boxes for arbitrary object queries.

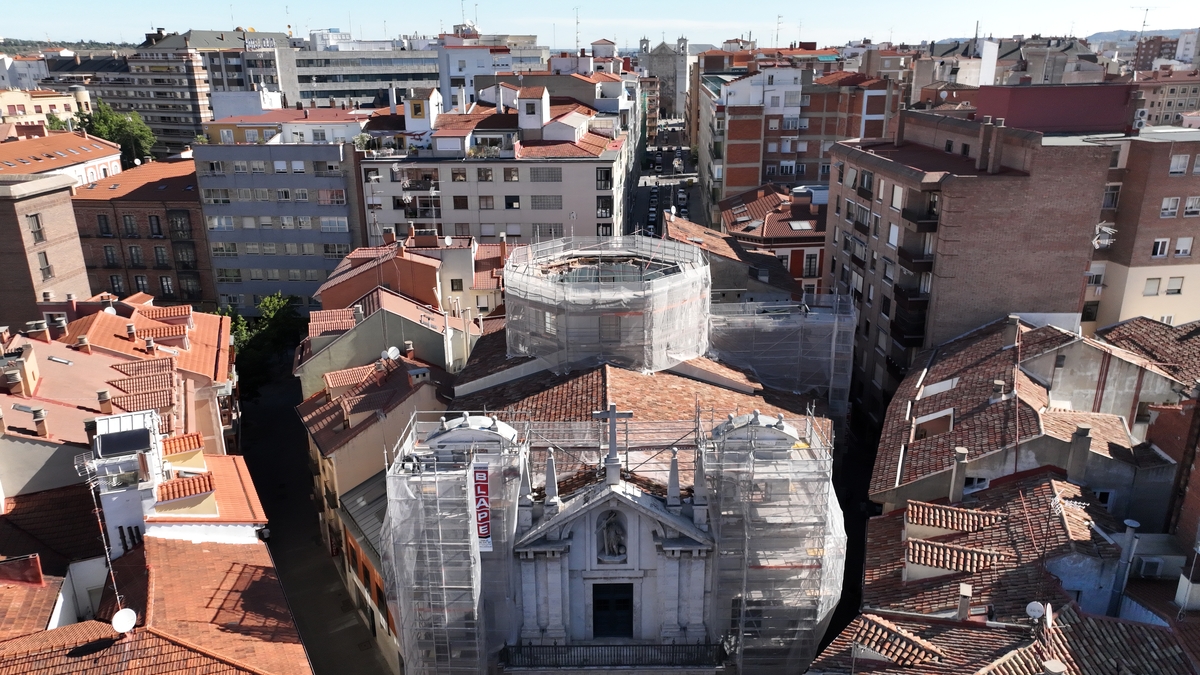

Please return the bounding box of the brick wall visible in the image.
[1149,401,1200,548]
[0,183,91,327]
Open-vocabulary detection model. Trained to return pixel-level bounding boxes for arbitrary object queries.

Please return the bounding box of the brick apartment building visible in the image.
[1135,68,1200,126]
[1086,127,1200,330]
[0,173,91,328]
[697,66,901,225]
[825,111,1111,421]
[718,183,827,292]
[1134,35,1181,71]
[72,159,216,309]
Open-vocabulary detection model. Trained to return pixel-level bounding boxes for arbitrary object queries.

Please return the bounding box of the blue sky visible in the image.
[3,0,1195,48]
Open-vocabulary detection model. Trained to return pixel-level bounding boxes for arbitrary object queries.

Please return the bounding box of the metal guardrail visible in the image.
[501,643,724,668]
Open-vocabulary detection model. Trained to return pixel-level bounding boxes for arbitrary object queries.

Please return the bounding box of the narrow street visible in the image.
[239,364,392,675]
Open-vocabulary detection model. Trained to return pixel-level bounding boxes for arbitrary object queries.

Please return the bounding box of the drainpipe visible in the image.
[1107,519,1140,616]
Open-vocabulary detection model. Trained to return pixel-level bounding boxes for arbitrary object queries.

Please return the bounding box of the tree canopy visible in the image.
[219,293,307,400]
[74,99,156,167]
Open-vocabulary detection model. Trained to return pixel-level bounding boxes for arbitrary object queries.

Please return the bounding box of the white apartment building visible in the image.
[359,84,636,245]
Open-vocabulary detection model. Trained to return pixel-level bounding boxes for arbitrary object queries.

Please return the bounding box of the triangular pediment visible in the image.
[515,480,712,550]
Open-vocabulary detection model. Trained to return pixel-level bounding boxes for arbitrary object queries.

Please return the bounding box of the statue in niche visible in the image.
[597,511,627,563]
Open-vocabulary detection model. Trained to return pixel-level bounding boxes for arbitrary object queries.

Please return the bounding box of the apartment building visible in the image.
[71,159,215,308]
[1135,68,1200,126]
[193,111,366,315]
[1086,127,1200,330]
[0,53,49,90]
[358,84,636,245]
[0,87,91,126]
[1135,35,1181,71]
[697,66,900,225]
[0,174,91,328]
[719,183,827,291]
[640,76,660,139]
[825,111,1111,420]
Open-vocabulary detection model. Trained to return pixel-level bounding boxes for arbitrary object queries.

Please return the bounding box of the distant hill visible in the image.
[1085,28,1193,44]
[0,37,138,53]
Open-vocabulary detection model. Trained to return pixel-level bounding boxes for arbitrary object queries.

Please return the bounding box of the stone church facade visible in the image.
[641,38,690,119]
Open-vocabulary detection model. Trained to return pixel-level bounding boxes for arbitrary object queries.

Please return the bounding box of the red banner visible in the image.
[473,463,492,552]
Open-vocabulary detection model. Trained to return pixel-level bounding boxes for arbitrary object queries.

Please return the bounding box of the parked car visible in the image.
[650,185,658,194]
[655,164,662,173]
[680,208,689,219]
[649,196,658,207]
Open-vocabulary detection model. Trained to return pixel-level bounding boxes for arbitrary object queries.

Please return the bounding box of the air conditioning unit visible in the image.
[1136,108,1148,119]
[1133,119,1146,129]
[1136,556,1164,578]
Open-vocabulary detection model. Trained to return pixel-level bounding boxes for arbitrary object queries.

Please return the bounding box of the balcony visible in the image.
[891,308,927,348]
[314,170,347,178]
[897,246,934,274]
[893,285,929,311]
[500,644,724,669]
[885,353,909,381]
[901,207,939,232]
[856,186,874,201]
[853,218,870,236]
[169,229,193,241]
[175,260,198,271]
[850,253,866,270]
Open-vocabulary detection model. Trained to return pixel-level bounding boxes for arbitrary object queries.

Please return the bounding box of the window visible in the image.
[292,161,306,173]
[1144,277,1161,295]
[876,326,888,353]
[525,102,536,115]
[1170,154,1190,175]
[1152,238,1171,257]
[449,278,465,292]
[1176,237,1193,257]
[103,245,118,265]
[944,139,954,152]
[1081,301,1100,322]
[530,167,562,182]
[284,243,298,255]
[311,129,327,142]
[109,275,123,294]
[1161,198,1179,218]
[259,216,274,229]
[453,195,469,210]
[211,242,238,257]
[505,196,521,210]
[320,217,349,232]
[1195,155,1200,175]
[276,188,291,202]
[280,216,294,229]
[1167,277,1184,295]
[882,259,894,284]
[887,223,899,248]
[273,161,287,173]
[233,161,248,174]
[159,276,173,296]
[504,168,520,182]
[244,243,260,255]
[132,275,148,293]
[1098,184,1121,210]
[266,269,280,281]
[118,215,136,237]
[478,168,493,182]
[1185,197,1200,217]
[481,224,496,236]
[154,246,168,266]
[220,129,234,144]
[250,161,266,174]
[127,246,143,265]
[294,189,309,202]
[479,195,495,210]
[202,189,231,204]
[960,143,970,157]
[318,189,346,205]
[597,223,613,236]
[768,118,780,130]
[216,268,242,283]
[306,270,322,282]
[248,268,263,280]
[767,142,779,154]
[597,167,613,190]
[302,243,315,255]
[206,216,234,231]
[26,214,44,244]
[881,296,892,319]
[97,214,112,236]
[506,224,522,237]
[323,244,351,259]
[784,90,802,107]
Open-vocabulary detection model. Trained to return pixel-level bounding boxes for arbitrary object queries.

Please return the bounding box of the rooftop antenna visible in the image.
[574,7,580,53]
[776,15,782,49]
[1132,7,1159,45]
[460,0,466,23]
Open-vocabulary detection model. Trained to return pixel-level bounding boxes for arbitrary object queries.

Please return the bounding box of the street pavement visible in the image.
[239,369,392,675]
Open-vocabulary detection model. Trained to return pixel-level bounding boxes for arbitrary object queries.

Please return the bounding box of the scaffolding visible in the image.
[381,414,524,675]
[707,295,855,439]
[505,236,711,374]
[702,412,846,674]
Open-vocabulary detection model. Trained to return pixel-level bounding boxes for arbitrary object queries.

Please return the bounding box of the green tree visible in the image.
[75,99,156,167]
[219,293,307,400]
[45,112,70,131]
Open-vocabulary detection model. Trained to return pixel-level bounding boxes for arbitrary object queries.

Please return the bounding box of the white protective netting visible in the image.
[505,236,711,374]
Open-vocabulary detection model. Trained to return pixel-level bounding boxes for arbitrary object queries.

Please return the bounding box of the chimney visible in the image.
[32,407,49,438]
[76,335,91,354]
[987,118,1004,174]
[126,323,136,341]
[1107,519,1140,616]
[353,305,365,324]
[957,583,972,620]
[1042,661,1068,675]
[144,337,155,352]
[0,326,9,344]
[25,320,49,343]
[98,390,113,415]
[989,379,1007,403]
[949,447,969,503]
[499,232,508,263]
[42,291,54,302]
[1067,423,1091,483]
[83,417,97,445]
[389,86,398,115]
[382,226,396,245]
[304,109,310,119]
[1002,314,1020,348]
[975,118,994,171]
[49,316,67,340]
[403,340,414,357]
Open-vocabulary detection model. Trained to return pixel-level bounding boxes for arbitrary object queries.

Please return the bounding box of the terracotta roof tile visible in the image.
[905,501,1006,532]
[112,388,175,412]
[322,364,374,390]
[0,484,106,576]
[111,356,176,377]
[59,306,231,383]
[136,324,188,339]
[0,619,117,656]
[157,472,215,502]
[136,303,194,321]
[297,359,419,456]
[849,613,947,666]
[1097,317,1200,385]
[0,130,121,178]
[163,432,204,455]
[813,613,1032,673]
[107,372,174,395]
[307,308,357,338]
[0,573,64,641]
[906,538,1012,573]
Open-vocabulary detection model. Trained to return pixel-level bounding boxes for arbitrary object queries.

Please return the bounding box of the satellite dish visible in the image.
[444,236,453,247]
[387,346,401,360]
[391,163,402,173]
[133,158,142,166]
[111,607,137,633]
[1025,601,1045,620]
[940,90,948,100]
[381,350,391,361]
[103,307,117,315]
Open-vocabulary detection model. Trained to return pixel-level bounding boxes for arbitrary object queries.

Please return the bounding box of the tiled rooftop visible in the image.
[1097,317,1200,386]
[905,501,1006,532]
[145,456,266,525]
[297,358,421,456]
[0,484,106,576]
[161,432,203,455]
[307,308,357,339]
[70,158,197,201]
[663,215,800,293]
[719,183,825,242]
[156,472,215,502]
[0,130,121,177]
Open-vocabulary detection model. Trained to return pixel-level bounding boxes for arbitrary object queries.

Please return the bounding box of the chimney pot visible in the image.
[957,582,972,620]
[76,335,91,354]
[144,337,155,351]
[98,389,113,415]
[353,305,365,324]
[126,323,136,340]
[32,407,49,437]
[42,291,54,302]
[1042,661,1068,675]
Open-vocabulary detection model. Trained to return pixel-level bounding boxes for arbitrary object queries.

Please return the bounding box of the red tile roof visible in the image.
[905,500,1006,532]
[516,131,620,158]
[307,308,357,338]
[209,107,370,126]
[1097,317,1200,386]
[113,388,175,412]
[137,304,193,321]
[156,473,215,502]
[847,613,946,666]
[517,86,546,98]
[0,484,106,576]
[0,571,64,642]
[70,158,197,202]
[0,130,121,178]
[814,612,1031,673]
[663,215,801,293]
[297,359,420,456]
[323,363,375,390]
[162,432,204,455]
[108,371,174,395]
[719,183,825,241]
[906,538,1012,573]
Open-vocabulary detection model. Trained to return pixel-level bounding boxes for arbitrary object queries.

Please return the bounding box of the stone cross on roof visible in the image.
[593,403,632,485]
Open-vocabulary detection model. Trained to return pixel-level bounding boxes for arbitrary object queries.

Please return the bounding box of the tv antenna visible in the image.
[1132,7,1160,44]
[574,7,580,53]
[776,15,782,49]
